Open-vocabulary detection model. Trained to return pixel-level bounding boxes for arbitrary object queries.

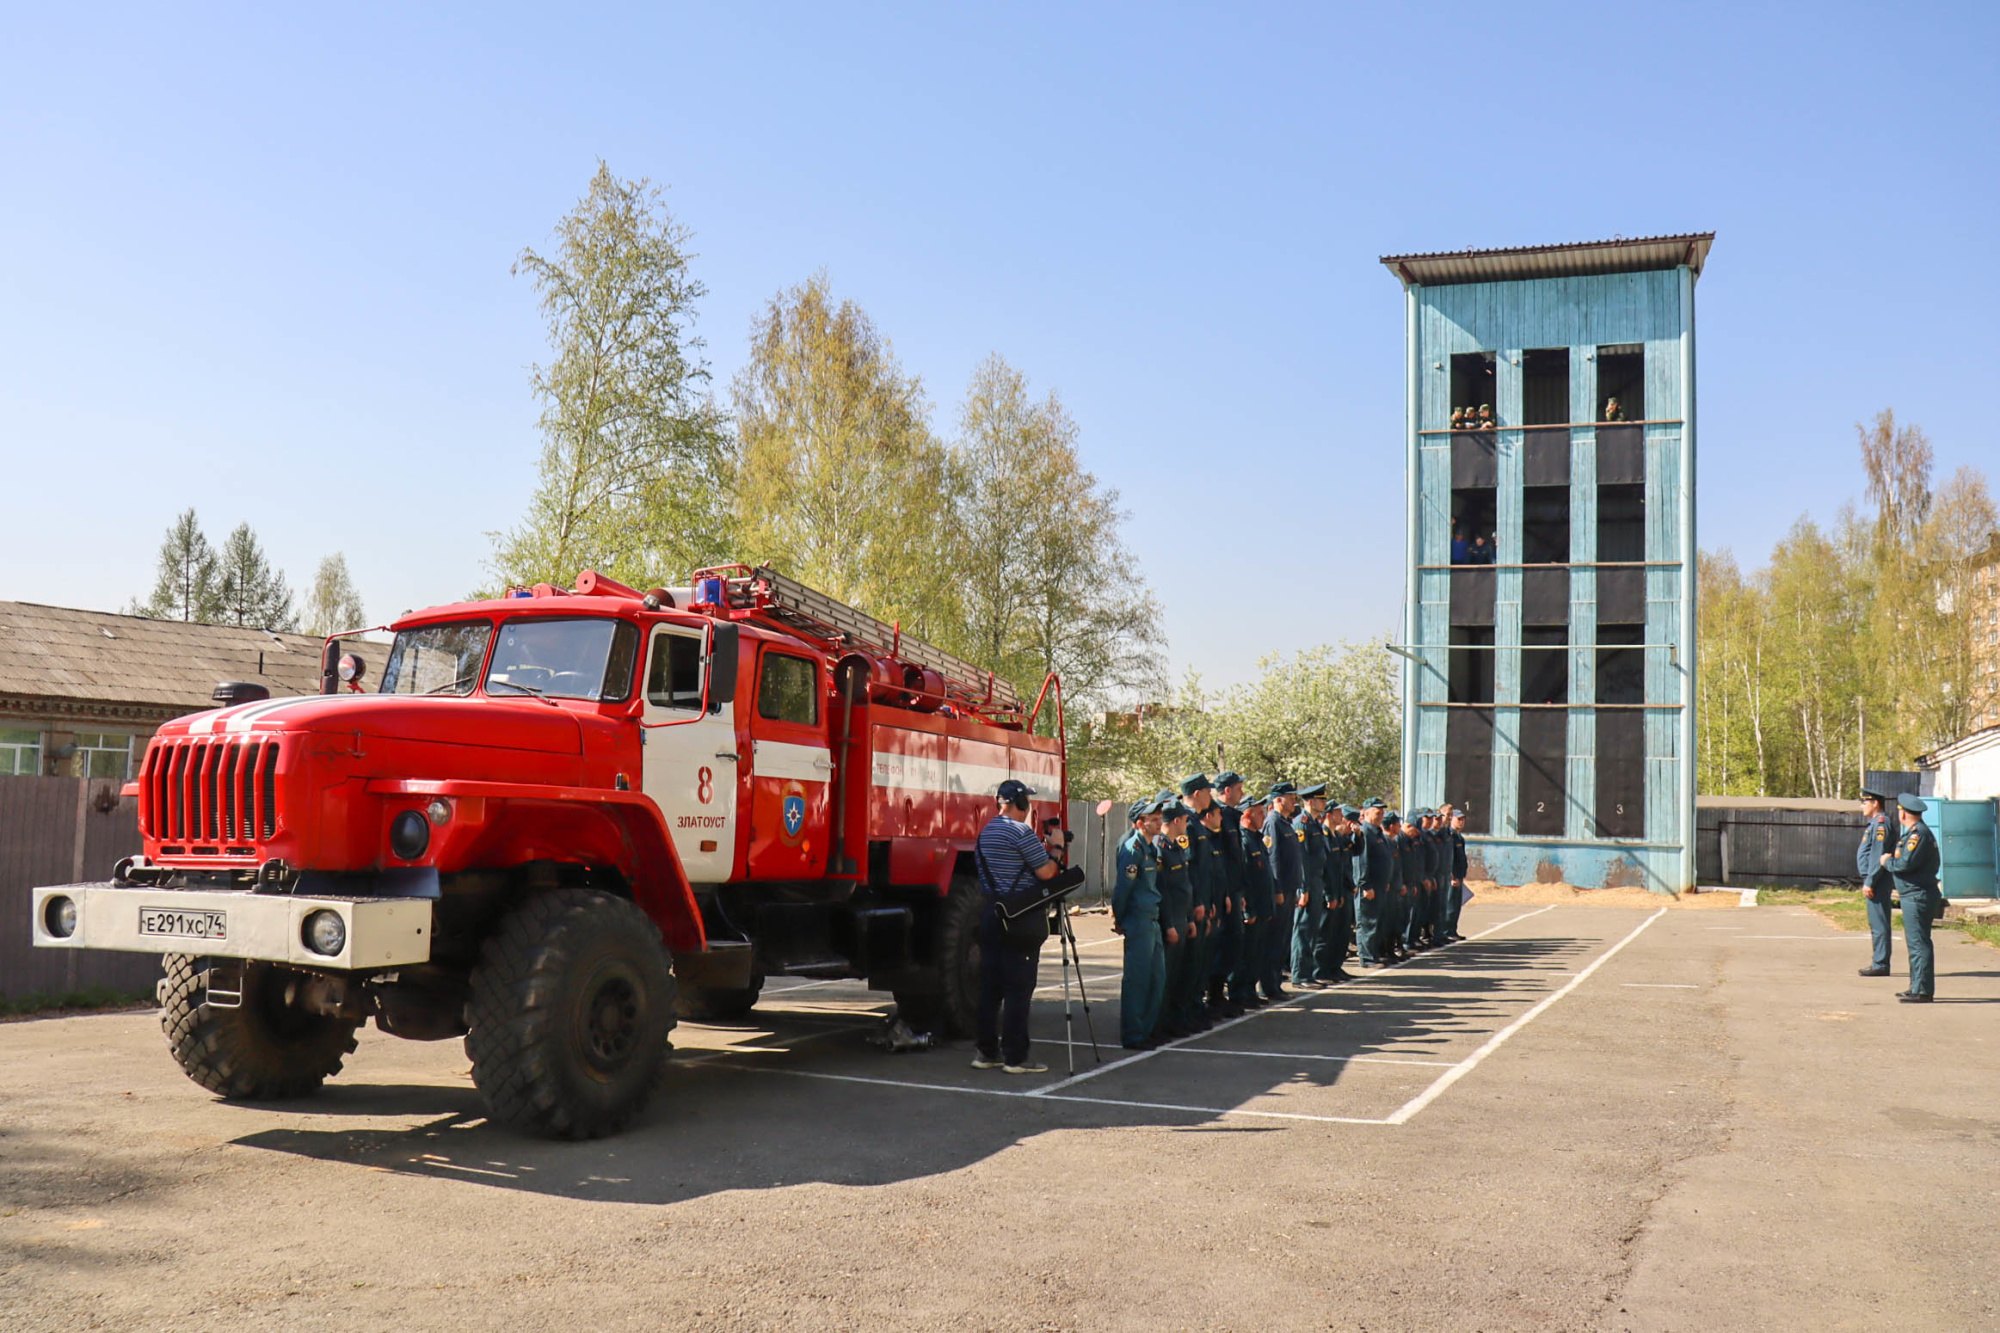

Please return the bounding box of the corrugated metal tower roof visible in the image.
[1380,233,1715,287]
[0,601,325,713]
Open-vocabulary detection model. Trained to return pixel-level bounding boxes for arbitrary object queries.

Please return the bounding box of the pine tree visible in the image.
[132,508,222,622]
[214,523,297,630]
[302,553,367,636]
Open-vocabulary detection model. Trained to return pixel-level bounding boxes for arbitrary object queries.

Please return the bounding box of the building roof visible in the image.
[0,601,325,717]
[1380,233,1716,288]
[1919,723,2000,768]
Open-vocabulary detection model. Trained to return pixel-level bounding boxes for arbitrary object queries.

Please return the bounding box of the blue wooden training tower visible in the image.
[1381,234,1713,893]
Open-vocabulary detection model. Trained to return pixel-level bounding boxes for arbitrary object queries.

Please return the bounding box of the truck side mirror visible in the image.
[320,639,341,695]
[707,623,739,708]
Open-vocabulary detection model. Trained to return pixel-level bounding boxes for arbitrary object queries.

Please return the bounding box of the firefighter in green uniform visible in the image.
[1229,791,1275,1008]
[1262,782,1301,999]
[1316,803,1360,982]
[1882,792,1943,1003]
[1384,811,1414,962]
[1114,800,1166,1047]
[1291,784,1331,986]
[1178,774,1219,1029]
[1443,804,1470,942]
[1855,787,1896,977]
[1152,801,1196,1040]
[1207,771,1249,1018]
[1355,799,1393,967]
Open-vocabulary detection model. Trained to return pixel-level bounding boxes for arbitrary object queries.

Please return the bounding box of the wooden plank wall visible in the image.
[0,777,158,999]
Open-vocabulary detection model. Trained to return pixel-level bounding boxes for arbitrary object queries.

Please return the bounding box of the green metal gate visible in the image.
[1933,798,1999,900]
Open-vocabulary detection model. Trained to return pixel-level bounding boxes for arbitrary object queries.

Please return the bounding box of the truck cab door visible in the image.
[744,645,832,880]
[640,625,740,881]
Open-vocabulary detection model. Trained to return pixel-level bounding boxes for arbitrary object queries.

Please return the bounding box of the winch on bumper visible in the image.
[31,883,433,971]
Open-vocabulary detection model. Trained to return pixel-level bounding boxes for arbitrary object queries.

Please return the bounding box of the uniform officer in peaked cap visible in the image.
[1208,771,1249,1017]
[1856,787,1897,978]
[1231,790,1276,1008]
[1153,800,1198,1040]
[1291,784,1331,987]
[1882,792,1943,1002]
[1355,798,1394,968]
[1115,799,1167,1046]
[1178,774,1220,1029]
[1262,782,1302,1000]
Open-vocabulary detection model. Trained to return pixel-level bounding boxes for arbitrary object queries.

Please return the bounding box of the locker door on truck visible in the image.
[745,645,832,879]
[641,626,739,881]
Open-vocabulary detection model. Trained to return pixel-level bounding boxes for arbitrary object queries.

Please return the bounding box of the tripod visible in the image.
[1050,901,1103,1075]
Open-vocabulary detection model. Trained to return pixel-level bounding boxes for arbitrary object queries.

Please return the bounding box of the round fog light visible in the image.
[426,797,452,825]
[44,895,78,939]
[303,909,346,957]
[390,809,430,860]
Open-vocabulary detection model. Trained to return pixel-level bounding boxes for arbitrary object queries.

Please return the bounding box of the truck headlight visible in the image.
[303,909,347,957]
[390,809,430,859]
[44,895,78,939]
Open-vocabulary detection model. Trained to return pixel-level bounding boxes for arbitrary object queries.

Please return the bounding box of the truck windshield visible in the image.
[379,622,493,696]
[485,618,640,702]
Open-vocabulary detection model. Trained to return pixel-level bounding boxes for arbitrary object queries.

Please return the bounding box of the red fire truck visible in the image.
[32,565,1067,1138]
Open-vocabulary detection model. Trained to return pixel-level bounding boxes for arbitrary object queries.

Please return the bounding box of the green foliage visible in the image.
[1117,643,1401,804]
[1699,411,1997,797]
[131,508,222,622]
[302,553,367,636]
[213,523,297,630]
[489,162,735,592]
[732,272,961,637]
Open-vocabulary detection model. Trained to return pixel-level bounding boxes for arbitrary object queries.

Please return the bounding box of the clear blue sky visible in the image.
[4,3,1995,689]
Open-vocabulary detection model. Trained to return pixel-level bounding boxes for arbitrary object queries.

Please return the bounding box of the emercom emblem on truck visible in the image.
[33,564,1068,1140]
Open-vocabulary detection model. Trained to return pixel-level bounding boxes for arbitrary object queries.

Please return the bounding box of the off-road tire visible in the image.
[159,954,361,1100]
[676,973,764,1023]
[895,873,982,1037]
[466,889,677,1140]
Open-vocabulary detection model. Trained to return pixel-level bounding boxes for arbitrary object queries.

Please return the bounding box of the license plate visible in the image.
[139,907,228,940]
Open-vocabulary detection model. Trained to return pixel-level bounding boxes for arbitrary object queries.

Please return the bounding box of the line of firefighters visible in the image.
[1110,772,1470,1051]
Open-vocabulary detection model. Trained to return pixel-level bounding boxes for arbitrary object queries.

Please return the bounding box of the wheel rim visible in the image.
[576,963,645,1077]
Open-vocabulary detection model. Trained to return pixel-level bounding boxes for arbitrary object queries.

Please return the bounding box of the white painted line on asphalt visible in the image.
[1736,935,1853,941]
[1383,908,1669,1126]
[1026,905,1559,1099]
[1622,983,1697,989]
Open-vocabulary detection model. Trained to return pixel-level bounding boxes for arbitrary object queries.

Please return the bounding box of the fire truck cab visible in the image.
[31,565,1066,1139]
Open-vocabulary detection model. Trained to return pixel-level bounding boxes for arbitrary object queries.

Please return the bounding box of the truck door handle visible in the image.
[714,752,739,761]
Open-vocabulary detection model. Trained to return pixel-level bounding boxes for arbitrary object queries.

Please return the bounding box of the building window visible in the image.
[72,732,134,781]
[1596,344,1645,422]
[1522,348,1570,426]
[0,728,42,776]
[1451,352,1497,424]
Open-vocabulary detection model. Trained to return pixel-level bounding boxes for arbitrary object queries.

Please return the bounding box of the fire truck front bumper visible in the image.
[31,883,433,972]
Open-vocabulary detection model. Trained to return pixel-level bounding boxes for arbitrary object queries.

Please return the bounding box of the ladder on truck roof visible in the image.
[694,564,1021,713]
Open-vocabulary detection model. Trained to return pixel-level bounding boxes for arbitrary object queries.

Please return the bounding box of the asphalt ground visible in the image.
[3,900,1997,1331]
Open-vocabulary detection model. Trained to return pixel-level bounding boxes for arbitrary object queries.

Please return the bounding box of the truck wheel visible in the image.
[896,874,982,1038]
[159,954,360,1100]
[676,973,764,1023]
[466,889,677,1140]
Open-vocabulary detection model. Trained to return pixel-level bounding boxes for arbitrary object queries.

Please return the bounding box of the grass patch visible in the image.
[1754,886,2000,950]
[0,987,155,1020]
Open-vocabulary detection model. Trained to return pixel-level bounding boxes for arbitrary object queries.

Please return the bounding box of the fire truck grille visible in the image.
[142,737,282,849]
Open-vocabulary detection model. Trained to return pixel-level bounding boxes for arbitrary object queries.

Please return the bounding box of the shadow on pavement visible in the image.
[228,927,1602,1206]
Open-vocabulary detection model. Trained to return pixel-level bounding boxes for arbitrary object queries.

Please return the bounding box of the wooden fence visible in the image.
[0,776,159,1000]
